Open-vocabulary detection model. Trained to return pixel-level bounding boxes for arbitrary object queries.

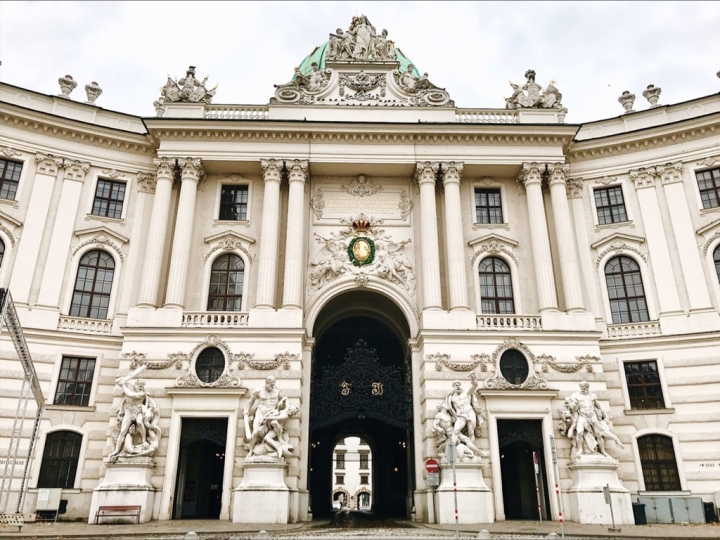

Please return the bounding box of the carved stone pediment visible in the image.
[697,217,720,255]
[468,233,519,265]
[203,230,255,264]
[72,226,129,261]
[591,232,647,268]
[0,210,22,247]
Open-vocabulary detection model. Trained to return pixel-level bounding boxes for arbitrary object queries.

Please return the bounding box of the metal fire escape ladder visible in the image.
[0,289,45,515]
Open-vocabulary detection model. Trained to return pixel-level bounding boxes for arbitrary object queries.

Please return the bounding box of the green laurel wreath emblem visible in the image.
[347,237,375,267]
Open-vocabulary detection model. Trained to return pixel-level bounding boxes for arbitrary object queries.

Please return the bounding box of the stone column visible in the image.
[255,159,284,309]
[136,157,175,308]
[547,163,585,312]
[659,163,714,311]
[36,159,89,309]
[630,167,682,315]
[440,162,469,310]
[164,158,203,308]
[416,162,442,310]
[519,162,558,312]
[282,159,308,309]
[10,154,65,305]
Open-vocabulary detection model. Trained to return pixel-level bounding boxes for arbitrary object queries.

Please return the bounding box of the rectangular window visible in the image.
[360,475,369,484]
[624,360,665,409]
[335,474,344,484]
[0,159,23,200]
[696,167,720,209]
[54,356,96,406]
[594,186,628,225]
[91,179,126,219]
[474,188,503,224]
[219,185,249,221]
[335,453,345,469]
[359,453,369,469]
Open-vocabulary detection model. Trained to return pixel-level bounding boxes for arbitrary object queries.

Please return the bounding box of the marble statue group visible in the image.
[328,15,396,61]
[244,376,299,460]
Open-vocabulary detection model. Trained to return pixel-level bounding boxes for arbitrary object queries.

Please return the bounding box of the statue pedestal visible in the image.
[567,454,633,525]
[233,457,289,524]
[435,462,494,524]
[88,457,156,524]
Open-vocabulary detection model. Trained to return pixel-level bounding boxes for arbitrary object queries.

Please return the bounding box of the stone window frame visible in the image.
[702,233,720,311]
[469,179,509,230]
[190,344,230,386]
[53,356,97,407]
[46,349,103,411]
[0,157,24,202]
[212,175,253,226]
[0,216,20,288]
[32,426,89,491]
[84,172,133,223]
[471,248,523,315]
[477,256,516,315]
[596,247,659,325]
[62,244,123,322]
[603,255,651,324]
[587,177,635,230]
[201,249,250,313]
[68,249,117,320]
[616,352,673,413]
[693,165,720,211]
[631,429,687,494]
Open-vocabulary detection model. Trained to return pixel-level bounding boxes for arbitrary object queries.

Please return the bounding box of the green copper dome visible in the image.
[296,43,420,78]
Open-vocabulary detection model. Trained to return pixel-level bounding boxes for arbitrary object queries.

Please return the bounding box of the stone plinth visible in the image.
[233,457,289,524]
[88,457,156,524]
[435,461,494,524]
[567,454,633,525]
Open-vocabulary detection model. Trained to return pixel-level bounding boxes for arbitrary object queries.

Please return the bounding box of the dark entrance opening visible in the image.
[309,292,413,520]
[173,417,227,519]
[497,419,551,520]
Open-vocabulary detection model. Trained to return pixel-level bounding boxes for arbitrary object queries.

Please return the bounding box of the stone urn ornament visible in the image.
[153,97,165,117]
[84,82,103,103]
[618,90,636,113]
[642,84,662,108]
[58,74,77,97]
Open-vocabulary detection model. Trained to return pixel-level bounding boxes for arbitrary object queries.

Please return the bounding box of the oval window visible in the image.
[195,347,226,384]
[499,349,529,385]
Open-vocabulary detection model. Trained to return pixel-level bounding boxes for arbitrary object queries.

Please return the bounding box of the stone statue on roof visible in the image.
[160,65,217,104]
[505,69,564,110]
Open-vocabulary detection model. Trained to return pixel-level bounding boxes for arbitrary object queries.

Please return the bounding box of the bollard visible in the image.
[546,534,560,539]
[185,533,199,540]
[256,531,271,539]
[477,530,491,539]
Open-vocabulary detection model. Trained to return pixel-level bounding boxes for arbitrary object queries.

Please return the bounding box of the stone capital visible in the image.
[1,146,21,159]
[546,162,570,187]
[137,172,157,194]
[153,157,177,181]
[35,153,64,176]
[260,158,284,183]
[285,159,309,184]
[63,159,90,182]
[177,157,204,183]
[440,161,463,186]
[566,177,584,199]
[658,162,683,185]
[517,162,546,188]
[629,167,656,189]
[415,161,439,186]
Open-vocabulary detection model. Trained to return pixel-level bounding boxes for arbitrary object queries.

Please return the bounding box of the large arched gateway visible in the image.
[308,291,414,518]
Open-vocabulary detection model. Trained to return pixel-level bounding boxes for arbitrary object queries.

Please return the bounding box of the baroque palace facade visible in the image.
[1,16,719,526]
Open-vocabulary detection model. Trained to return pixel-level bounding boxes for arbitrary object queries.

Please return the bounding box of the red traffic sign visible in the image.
[425,458,439,473]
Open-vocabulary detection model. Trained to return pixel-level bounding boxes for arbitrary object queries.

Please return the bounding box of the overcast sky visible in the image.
[1,1,718,123]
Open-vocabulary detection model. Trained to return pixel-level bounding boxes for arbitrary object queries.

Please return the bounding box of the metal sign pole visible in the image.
[532,451,543,527]
[550,436,565,539]
[447,438,459,540]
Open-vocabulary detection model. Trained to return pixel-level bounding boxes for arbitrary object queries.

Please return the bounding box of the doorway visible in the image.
[308,291,414,519]
[497,419,551,520]
[173,418,227,519]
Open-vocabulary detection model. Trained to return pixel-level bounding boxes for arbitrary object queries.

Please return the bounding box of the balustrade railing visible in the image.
[476,314,542,331]
[57,316,114,334]
[182,311,250,327]
[455,109,519,124]
[204,105,270,120]
[606,321,662,339]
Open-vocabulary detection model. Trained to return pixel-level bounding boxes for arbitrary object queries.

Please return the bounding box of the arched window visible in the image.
[195,347,226,384]
[604,256,649,324]
[0,238,5,269]
[479,256,514,314]
[38,431,82,488]
[208,254,244,311]
[714,245,720,284]
[637,434,681,491]
[69,250,115,319]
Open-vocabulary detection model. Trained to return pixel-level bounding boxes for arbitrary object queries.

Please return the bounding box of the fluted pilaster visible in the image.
[282,159,309,308]
[416,161,442,310]
[441,161,469,310]
[255,159,284,308]
[137,157,176,307]
[164,158,203,308]
[518,162,558,312]
[547,163,584,312]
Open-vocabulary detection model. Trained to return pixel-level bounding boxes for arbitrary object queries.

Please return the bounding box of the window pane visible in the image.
[38,431,82,488]
[638,435,680,491]
[71,250,114,319]
[474,188,503,224]
[478,256,514,314]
